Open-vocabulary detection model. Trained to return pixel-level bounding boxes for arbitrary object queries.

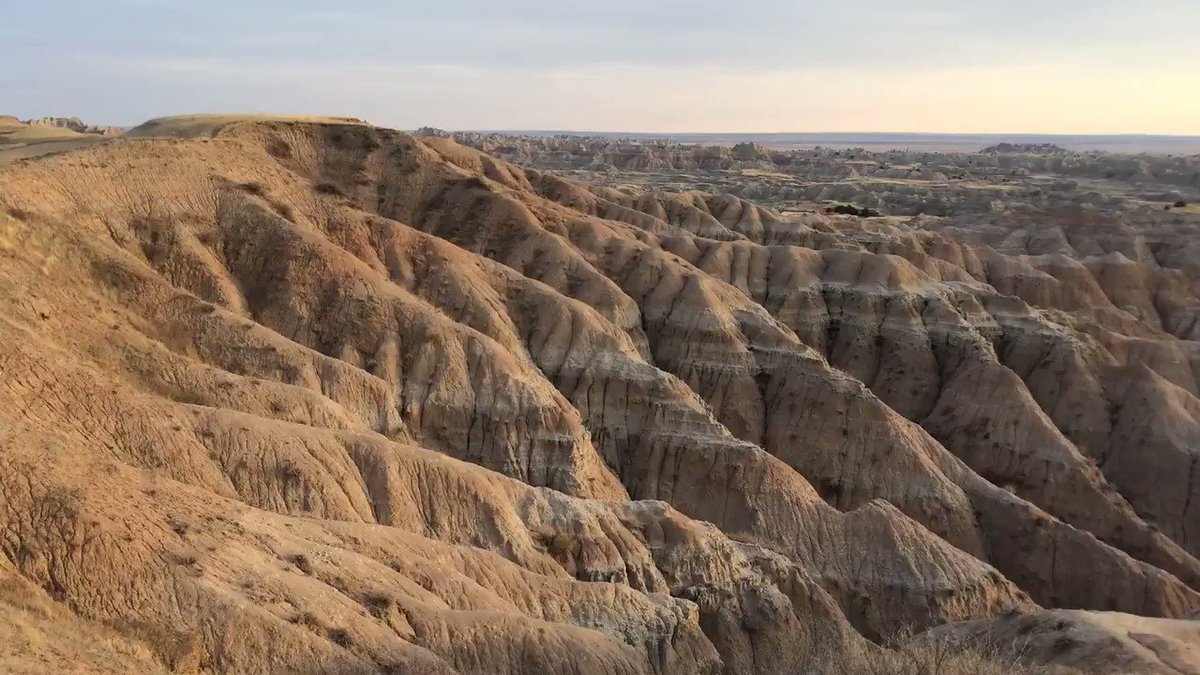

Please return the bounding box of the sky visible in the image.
[3,0,1199,134]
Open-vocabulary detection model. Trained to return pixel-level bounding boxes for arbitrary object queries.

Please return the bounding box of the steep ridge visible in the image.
[0,117,1197,673]
[348,135,1197,614]
[527,180,1200,576]
[1,204,850,674]
[723,199,1200,565]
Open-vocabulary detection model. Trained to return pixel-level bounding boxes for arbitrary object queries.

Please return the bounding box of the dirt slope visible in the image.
[0,118,1197,673]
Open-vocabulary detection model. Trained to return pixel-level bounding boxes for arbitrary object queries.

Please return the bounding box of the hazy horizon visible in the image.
[457,130,1200,155]
[464,130,1200,138]
[7,1,1200,135]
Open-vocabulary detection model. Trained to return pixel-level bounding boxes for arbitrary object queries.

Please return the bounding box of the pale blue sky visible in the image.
[4,0,1199,132]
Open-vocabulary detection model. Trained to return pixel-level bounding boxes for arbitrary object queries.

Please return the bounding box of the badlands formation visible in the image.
[0,116,121,165]
[0,115,1198,673]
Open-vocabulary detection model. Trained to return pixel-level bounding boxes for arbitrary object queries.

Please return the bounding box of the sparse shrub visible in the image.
[458,176,489,192]
[532,526,575,557]
[171,390,208,406]
[363,592,392,618]
[1050,635,1076,654]
[267,199,294,220]
[1174,200,1188,208]
[3,204,31,220]
[290,611,321,628]
[288,553,314,575]
[818,477,844,502]
[826,203,883,218]
[265,138,292,159]
[196,230,218,247]
[327,627,353,648]
[40,486,83,520]
[313,182,345,197]
[234,181,264,196]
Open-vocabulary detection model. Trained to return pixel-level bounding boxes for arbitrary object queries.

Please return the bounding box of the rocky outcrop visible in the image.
[22,116,124,136]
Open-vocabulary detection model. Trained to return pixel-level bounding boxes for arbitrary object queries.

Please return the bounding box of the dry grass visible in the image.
[813,628,1083,675]
[0,574,169,673]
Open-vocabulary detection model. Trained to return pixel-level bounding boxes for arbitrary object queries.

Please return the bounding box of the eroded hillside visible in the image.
[0,117,1197,674]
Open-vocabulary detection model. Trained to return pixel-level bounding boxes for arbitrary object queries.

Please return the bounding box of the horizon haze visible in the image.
[465,130,1200,154]
[5,1,1200,134]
